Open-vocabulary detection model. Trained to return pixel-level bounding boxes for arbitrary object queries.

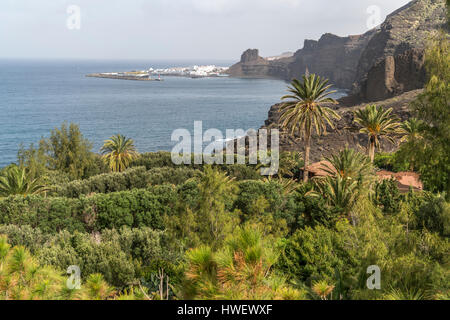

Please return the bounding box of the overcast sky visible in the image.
[0,0,411,61]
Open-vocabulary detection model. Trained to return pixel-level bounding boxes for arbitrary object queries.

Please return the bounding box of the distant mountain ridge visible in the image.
[227,0,448,102]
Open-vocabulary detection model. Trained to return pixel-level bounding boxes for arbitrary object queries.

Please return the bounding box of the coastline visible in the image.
[86,73,163,81]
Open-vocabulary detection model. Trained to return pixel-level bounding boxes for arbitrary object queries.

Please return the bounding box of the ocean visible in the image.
[0,59,347,168]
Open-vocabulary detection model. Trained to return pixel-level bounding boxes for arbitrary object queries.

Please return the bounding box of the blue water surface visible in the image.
[0,59,346,167]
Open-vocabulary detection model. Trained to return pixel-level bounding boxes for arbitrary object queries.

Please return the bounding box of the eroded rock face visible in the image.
[227,0,447,101]
[355,0,447,82]
[359,49,426,101]
[227,32,374,87]
[353,0,447,100]
[240,49,262,63]
[226,49,288,79]
[286,31,376,89]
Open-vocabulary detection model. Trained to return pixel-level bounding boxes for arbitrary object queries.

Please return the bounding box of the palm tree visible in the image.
[100,134,139,172]
[313,175,359,222]
[0,165,48,197]
[312,280,335,300]
[310,149,375,225]
[398,118,424,144]
[353,105,401,163]
[279,74,340,182]
[321,148,374,190]
[397,118,425,170]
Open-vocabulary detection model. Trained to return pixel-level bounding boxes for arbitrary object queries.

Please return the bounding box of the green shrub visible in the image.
[234,180,301,233]
[52,166,199,198]
[0,225,172,288]
[0,224,50,253]
[131,152,264,181]
[218,164,262,181]
[413,194,450,236]
[0,195,87,234]
[373,179,402,214]
[0,186,177,234]
[131,152,176,169]
[374,152,410,172]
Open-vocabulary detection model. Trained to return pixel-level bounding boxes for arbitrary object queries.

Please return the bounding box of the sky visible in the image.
[0,0,412,61]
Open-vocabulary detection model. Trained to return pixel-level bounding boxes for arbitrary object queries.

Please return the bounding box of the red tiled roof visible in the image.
[376,170,423,191]
[303,163,424,192]
[304,161,334,177]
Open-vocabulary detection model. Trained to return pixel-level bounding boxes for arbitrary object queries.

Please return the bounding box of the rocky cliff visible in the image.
[227,0,447,101]
[286,31,376,89]
[262,90,422,162]
[226,49,291,79]
[354,0,447,100]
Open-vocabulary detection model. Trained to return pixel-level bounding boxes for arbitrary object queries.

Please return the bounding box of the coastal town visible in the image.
[86,65,229,80]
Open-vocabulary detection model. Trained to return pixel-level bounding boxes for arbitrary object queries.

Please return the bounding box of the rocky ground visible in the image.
[261,89,422,162]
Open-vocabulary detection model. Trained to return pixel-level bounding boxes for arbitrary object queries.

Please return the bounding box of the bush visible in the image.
[278,224,350,285]
[131,152,176,169]
[0,235,116,300]
[0,195,86,234]
[234,180,301,234]
[93,189,167,230]
[374,152,410,172]
[413,194,450,236]
[52,166,200,198]
[218,164,262,181]
[373,179,402,214]
[293,187,341,229]
[131,152,264,181]
[0,225,171,288]
[0,186,177,234]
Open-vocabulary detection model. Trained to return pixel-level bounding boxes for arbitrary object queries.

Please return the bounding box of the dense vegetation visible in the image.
[0,33,448,300]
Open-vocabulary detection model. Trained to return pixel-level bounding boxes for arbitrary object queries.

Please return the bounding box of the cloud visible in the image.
[0,0,412,60]
[191,0,240,14]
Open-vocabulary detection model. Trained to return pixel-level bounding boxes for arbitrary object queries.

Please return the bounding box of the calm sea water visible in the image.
[0,59,346,168]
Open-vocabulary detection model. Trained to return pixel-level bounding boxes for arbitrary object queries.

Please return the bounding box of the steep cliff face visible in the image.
[286,31,376,89]
[358,49,427,101]
[227,32,373,88]
[354,0,447,100]
[227,0,447,100]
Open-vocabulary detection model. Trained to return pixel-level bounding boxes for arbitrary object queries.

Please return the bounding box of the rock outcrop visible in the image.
[261,90,422,162]
[286,31,376,89]
[353,0,447,100]
[226,49,290,79]
[227,0,447,102]
[357,49,427,101]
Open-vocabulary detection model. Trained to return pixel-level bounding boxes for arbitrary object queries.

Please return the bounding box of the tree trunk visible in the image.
[303,128,311,183]
[369,138,375,163]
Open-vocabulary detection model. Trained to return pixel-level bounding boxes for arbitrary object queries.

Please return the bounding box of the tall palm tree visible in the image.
[353,105,401,163]
[100,134,139,172]
[279,74,340,182]
[0,165,48,197]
